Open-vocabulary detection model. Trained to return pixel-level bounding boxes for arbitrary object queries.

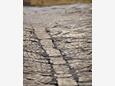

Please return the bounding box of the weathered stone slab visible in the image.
[50,57,66,65]
[40,39,54,48]
[57,78,78,86]
[53,65,69,74]
[55,73,72,78]
[44,48,61,56]
[33,25,51,39]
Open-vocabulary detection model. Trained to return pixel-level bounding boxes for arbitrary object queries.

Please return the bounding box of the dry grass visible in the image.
[29,0,91,6]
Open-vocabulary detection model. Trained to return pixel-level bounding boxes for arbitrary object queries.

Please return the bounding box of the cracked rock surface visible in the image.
[24,3,92,86]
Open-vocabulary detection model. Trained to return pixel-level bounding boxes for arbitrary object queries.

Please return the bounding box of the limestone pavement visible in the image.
[24,3,92,86]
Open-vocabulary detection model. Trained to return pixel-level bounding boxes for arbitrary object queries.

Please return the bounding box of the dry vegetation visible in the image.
[24,0,91,6]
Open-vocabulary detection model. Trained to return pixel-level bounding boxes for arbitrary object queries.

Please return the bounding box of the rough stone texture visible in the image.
[24,3,92,86]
